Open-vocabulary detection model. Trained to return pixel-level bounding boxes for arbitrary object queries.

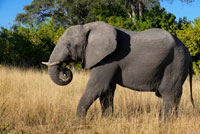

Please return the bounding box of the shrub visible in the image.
[176,18,200,74]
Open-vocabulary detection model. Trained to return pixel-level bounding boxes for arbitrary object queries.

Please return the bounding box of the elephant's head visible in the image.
[42,21,117,86]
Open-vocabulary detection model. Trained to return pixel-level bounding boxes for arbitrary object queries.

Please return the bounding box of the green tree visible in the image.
[120,0,160,24]
[176,18,200,74]
[94,3,134,30]
[0,27,34,66]
[134,6,178,32]
[15,0,196,27]
[0,18,65,66]
[94,4,181,33]
[15,0,161,26]
[16,0,99,26]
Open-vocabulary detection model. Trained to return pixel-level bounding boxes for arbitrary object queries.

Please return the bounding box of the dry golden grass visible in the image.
[0,66,200,134]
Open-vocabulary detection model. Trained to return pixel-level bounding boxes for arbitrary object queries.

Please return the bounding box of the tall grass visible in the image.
[0,66,200,134]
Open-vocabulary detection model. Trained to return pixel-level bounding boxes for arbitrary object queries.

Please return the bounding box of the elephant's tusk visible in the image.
[42,61,60,66]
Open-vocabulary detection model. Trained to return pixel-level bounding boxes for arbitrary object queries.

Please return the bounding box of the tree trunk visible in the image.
[130,0,137,25]
[138,1,143,16]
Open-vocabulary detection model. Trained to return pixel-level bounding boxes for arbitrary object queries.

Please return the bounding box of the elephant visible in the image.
[42,21,194,119]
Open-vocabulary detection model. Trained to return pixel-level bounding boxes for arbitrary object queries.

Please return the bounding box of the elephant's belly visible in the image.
[118,74,159,92]
[117,64,162,92]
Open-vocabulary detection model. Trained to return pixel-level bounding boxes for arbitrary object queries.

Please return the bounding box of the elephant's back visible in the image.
[132,28,174,44]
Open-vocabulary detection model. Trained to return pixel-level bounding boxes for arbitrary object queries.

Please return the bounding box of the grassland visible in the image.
[0,66,200,134]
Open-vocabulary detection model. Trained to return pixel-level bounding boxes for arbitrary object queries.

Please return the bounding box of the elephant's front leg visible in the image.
[99,87,116,117]
[77,65,117,118]
[76,85,99,118]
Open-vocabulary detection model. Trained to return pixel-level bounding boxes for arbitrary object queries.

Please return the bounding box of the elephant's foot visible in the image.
[77,106,87,119]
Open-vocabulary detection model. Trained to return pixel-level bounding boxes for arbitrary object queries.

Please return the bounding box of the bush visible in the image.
[0,18,65,67]
[176,18,200,74]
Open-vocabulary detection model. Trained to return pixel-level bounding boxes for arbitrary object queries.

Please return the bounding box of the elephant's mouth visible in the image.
[58,67,73,83]
[42,61,73,86]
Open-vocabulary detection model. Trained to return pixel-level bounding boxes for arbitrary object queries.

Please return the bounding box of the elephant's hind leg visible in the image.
[159,73,183,119]
[159,58,187,120]
[99,86,116,117]
[162,88,183,119]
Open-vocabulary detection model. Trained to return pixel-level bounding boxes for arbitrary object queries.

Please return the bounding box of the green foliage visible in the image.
[133,6,178,33]
[176,18,200,74]
[0,18,65,66]
[95,5,179,33]
[16,0,99,26]
[15,0,161,26]
[0,27,33,65]
[94,3,134,30]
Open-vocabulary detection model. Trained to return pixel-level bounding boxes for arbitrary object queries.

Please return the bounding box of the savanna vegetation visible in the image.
[0,0,200,133]
[0,66,200,134]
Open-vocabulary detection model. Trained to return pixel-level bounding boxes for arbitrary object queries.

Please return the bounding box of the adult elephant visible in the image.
[42,21,194,119]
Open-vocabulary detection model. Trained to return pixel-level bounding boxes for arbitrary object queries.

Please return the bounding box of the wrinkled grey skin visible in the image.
[43,21,194,119]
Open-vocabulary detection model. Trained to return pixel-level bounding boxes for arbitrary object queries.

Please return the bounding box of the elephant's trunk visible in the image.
[42,61,73,86]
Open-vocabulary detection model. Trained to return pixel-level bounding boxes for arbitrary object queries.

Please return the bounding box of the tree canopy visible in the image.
[15,0,195,26]
[15,0,161,26]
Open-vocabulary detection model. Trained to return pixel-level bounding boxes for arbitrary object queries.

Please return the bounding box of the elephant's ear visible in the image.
[84,22,117,69]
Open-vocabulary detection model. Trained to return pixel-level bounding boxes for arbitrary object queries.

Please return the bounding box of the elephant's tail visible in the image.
[189,62,195,108]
